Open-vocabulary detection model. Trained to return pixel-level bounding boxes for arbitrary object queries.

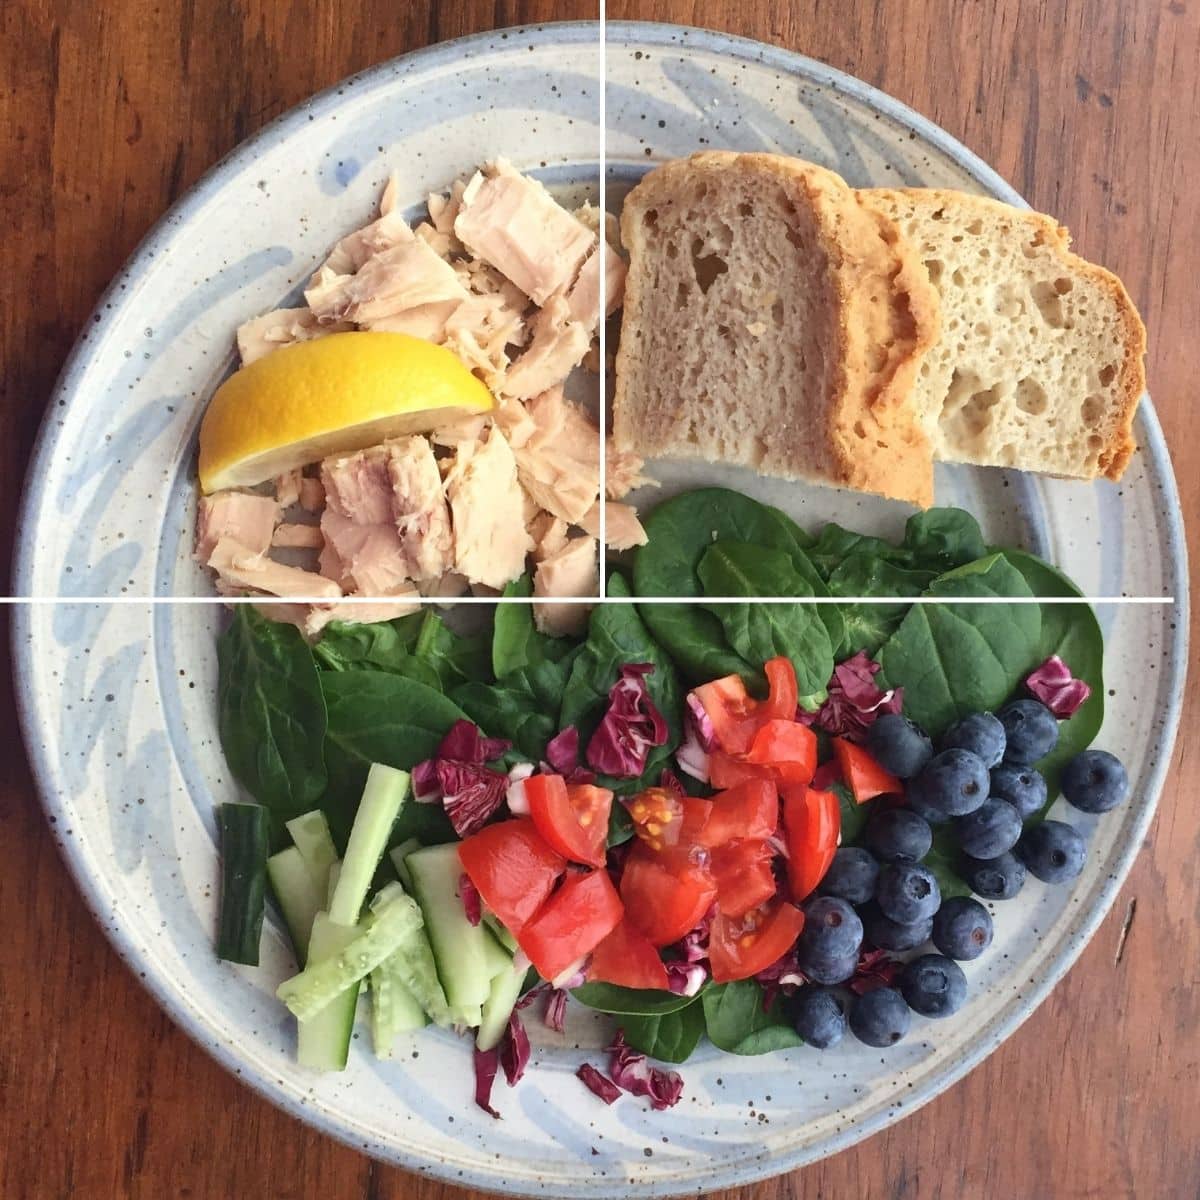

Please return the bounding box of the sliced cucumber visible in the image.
[482,912,519,954]
[326,860,341,908]
[389,838,421,891]
[216,802,270,965]
[477,934,526,1052]
[297,915,359,1071]
[285,810,338,889]
[481,927,513,980]
[370,960,428,1057]
[373,916,453,1028]
[266,846,323,964]
[405,843,491,1021]
[329,764,410,926]
[278,886,424,1022]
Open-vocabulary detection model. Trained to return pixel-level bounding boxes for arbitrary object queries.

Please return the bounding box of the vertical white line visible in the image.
[597,0,607,597]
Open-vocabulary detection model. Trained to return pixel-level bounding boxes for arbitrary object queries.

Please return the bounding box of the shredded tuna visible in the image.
[387,436,455,581]
[565,237,627,330]
[235,308,348,366]
[207,538,341,599]
[502,296,591,400]
[528,512,571,562]
[578,501,648,550]
[302,596,419,637]
[196,492,278,563]
[454,160,594,305]
[533,537,598,636]
[271,522,324,549]
[274,469,302,508]
[299,476,325,513]
[606,446,656,500]
[511,389,600,525]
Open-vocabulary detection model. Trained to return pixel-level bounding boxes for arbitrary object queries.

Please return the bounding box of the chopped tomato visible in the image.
[525,774,612,867]
[692,674,760,755]
[587,919,670,990]
[625,786,686,852]
[710,840,777,918]
[457,820,566,935]
[708,748,777,789]
[518,869,624,981]
[832,737,902,802]
[744,719,817,783]
[691,778,779,847]
[708,899,805,982]
[782,785,842,901]
[761,657,799,721]
[620,842,716,947]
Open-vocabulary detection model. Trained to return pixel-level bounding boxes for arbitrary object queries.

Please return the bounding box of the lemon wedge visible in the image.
[198,331,494,493]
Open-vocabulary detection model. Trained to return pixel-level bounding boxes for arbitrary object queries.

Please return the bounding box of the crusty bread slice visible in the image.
[613,152,940,507]
[862,189,1146,480]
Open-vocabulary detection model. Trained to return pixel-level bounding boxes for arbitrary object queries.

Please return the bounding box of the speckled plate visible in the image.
[11,19,1189,1200]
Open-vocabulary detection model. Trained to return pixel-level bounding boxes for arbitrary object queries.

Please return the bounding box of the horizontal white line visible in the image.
[0,595,1178,606]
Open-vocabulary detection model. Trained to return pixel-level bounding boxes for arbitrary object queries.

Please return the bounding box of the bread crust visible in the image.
[862,188,1146,481]
[615,152,938,507]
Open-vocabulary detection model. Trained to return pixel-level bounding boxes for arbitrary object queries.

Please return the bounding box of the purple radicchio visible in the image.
[846,948,902,996]
[675,692,716,783]
[754,948,806,1010]
[459,874,482,926]
[799,651,902,742]
[543,987,569,1033]
[473,1046,501,1118]
[1025,654,1092,718]
[542,726,595,782]
[666,960,708,997]
[576,1063,622,1104]
[500,1011,530,1086]
[585,663,669,778]
[412,719,512,837]
[607,1031,684,1110]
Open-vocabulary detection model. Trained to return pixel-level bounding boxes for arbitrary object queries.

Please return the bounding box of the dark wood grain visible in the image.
[1,1,1197,1198]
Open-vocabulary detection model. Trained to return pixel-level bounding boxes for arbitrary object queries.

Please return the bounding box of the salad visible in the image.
[213,488,1127,1114]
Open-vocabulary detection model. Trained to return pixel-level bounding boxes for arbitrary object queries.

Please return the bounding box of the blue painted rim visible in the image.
[11,17,1190,1196]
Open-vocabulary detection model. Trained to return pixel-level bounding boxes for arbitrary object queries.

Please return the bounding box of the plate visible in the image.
[13,20,1188,1198]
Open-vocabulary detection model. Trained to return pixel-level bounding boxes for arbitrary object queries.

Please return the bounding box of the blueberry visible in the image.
[900,954,968,1018]
[909,749,990,817]
[1016,820,1087,883]
[798,897,864,969]
[1061,749,1129,814]
[941,711,1006,768]
[989,762,1048,819]
[932,896,994,960]
[799,950,860,986]
[819,847,880,905]
[865,809,933,862]
[875,862,941,925]
[866,714,933,779]
[861,903,933,951]
[997,699,1059,764]
[960,850,1026,900]
[955,799,1022,859]
[791,986,847,1049]
[849,986,911,1047]
[907,789,951,826]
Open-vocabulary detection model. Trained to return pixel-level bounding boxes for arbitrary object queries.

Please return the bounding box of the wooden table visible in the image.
[1,1,1195,1196]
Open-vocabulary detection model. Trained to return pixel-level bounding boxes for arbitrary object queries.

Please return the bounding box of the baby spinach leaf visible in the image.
[312,616,423,673]
[321,671,467,845]
[826,555,934,656]
[807,522,912,579]
[702,981,804,1055]
[412,610,492,691]
[638,603,755,687]
[697,542,834,706]
[571,983,701,1016]
[492,574,573,677]
[834,781,870,846]
[876,554,1041,737]
[217,607,327,838]
[902,508,987,571]
[618,998,707,1063]
[1002,550,1105,818]
[765,504,815,549]
[922,828,973,900]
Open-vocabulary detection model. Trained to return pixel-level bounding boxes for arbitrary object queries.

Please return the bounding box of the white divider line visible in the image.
[0,595,1177,606]
[597,0,608,597]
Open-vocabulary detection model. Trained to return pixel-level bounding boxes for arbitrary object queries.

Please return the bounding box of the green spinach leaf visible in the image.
[702,981,804,1055]
[826,554,934,656]
[571,983,701,1016]
[902,508,988,571]
[697,542,834,706]
[922,828,972,899]
[492,574,572,677]
[807,522,912,579]
[618,998,707,1063]
[876,554,1041,737]
[834,780,870,845]
[216,607,327,838]
[321,671,467,845]
[412,610,492,691]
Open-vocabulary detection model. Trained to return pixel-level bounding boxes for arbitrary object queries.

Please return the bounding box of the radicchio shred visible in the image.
[585,663,669,777]
[413,719,512,836]
[576,1063,621,1105]
[473,1046,501,1118]
[544,988,569,1033]
[1025,654,1091,717]
[847,947,902,996]
[544,726,595,782]
[607,1031,684,1110]
[799,651,902,742]
[459,874,482,926]
[675,694,715,783]
[500,1012,530,1086]
[755,948,806,1009]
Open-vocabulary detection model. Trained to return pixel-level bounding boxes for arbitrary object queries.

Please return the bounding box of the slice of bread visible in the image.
[613,152,940,507]
[862,189,1146,479]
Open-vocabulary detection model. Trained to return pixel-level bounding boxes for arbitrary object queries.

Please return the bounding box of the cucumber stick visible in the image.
[285,810,338,888]
[278,885,424,1022]
[389,839,421,891]
[406,843,491,1024]
[266,846,323,964]
[297,916,360,1070]
[482,912,519,954]
[328,764,410,926]
[477,932,525,1052]
[370,960,427,1056]
[217,803,270,965]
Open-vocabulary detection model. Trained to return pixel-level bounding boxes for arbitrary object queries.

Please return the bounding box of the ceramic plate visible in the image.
[13,20,1188,1198]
